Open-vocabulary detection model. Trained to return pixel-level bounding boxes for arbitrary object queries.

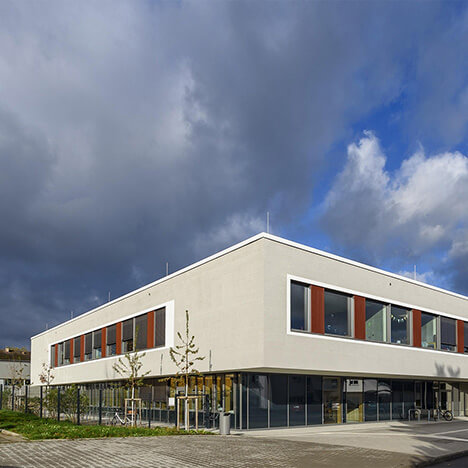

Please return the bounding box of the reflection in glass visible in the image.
[440,317,456,351]
[323,378,341,424]
[392,380,404,419]
[378,380,391,420]
[346,379,363,422]
[291,282,310,331]
[391,306,410,344]
[307,376,322,425]
[324,291,350,336]
[364,379,377,421]
[421,313,437,349]
[289,376,306,426]
[270,374,287,427]
[248,374,268,429]
[366,300,387,342]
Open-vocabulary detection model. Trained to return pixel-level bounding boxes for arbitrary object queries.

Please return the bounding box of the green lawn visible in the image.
[0,410,209,440]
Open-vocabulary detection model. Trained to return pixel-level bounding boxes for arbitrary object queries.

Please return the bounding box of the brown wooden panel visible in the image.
[413,310,422,347]
[101,327,107,358]
[116,322,122,354]
[311,285,324,334]
[354,296,366,340]
[54,344,58,367]
[70,339,74,364]
[457,320,465,353]
[147,311,155,348]
[80,335,85,362]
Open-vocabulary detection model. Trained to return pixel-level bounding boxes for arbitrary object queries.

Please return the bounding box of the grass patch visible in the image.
[0,410,210,440]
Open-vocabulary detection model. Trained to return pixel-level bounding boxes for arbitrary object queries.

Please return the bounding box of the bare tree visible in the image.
[169,309,205,429]
[113,335,150,426]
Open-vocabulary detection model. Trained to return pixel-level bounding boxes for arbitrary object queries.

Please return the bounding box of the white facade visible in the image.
[29,234,468,427]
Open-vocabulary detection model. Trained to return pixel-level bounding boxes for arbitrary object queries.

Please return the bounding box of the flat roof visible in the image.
[31,232,467,339]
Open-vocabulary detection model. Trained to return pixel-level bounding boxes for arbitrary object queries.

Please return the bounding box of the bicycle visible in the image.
[108,411,131,426]
[434,408,453,421]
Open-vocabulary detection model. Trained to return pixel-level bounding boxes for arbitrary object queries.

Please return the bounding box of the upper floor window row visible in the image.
[290,281,463,352]
[51,307,166,367]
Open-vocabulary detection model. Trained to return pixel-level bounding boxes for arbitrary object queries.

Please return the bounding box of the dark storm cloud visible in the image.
[0,1,466,346]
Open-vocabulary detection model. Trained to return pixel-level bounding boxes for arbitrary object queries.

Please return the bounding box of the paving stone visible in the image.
[0,435,421,468]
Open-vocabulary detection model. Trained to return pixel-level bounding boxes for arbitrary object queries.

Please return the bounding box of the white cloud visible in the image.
[321,132,468,291]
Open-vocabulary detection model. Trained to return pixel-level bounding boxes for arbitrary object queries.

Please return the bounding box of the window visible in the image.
[93,330,102,359]
[107,324,117,356]
[365,300,387,342]
[421,313,437,349]
[390,306,410,345]
[64,340,70,365]
[84,333,92,360]
[57,342,64,366]
[464,322,468,354]
[290,281,310,331]
[135,314,148,351]
[51,345,56,367]
[122,318,134,352]
[155,308,166,347]
[74,337,81,361]
[324,290,351,336]
[440,317,456,351]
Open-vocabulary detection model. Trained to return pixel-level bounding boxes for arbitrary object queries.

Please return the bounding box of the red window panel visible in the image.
[116,322,122,354]
[147,311,155,349]
[70,339,74,364]
[457,320,464,353]
[54,344,58,368]
[101,327,107,358]
[310,285,324,334]
[413,310,422,347]
[354,296,366,340]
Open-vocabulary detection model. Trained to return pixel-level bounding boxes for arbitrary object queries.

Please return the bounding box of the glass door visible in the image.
[323,377,342,424]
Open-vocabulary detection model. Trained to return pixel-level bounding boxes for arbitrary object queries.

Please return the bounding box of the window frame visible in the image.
[290,281,311,333]
[439,316,457,352]
[324,289,353,337]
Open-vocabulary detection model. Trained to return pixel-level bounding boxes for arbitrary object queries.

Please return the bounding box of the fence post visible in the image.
[40,386,43,418]
[77,387,81,425]
[0,384,2,410]
[12,385,15,411]
[57,387,61,421]
[148,402,151,428]
[98,388,103,425]
[25,385,28,413]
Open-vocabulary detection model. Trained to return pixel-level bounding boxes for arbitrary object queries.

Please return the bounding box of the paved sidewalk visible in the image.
[240,419,468,464]
[0,435,420,468]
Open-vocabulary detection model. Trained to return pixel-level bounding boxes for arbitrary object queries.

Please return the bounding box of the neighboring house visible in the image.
[30,233,468,429]
[0,348,31,386]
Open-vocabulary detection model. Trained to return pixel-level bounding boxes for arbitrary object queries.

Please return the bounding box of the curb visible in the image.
[0,429,26,440]
[415,449,468,467]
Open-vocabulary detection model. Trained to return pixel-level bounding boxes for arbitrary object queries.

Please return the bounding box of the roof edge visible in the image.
[31,232,467,341]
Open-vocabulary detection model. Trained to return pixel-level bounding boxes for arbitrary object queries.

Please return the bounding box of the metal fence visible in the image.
[0,384,215,429]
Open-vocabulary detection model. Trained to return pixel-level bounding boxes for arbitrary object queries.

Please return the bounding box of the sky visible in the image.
[0,1,467,348]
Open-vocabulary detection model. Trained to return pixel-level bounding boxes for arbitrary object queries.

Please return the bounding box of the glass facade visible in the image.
[290,281,310,331]
[365,300,387,342]
[421,313,437,349]
[324,291,350,336]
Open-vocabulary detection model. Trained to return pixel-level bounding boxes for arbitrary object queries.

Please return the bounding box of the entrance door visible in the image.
[323,378,341,424]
